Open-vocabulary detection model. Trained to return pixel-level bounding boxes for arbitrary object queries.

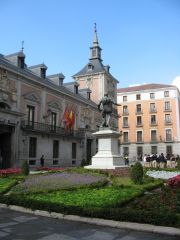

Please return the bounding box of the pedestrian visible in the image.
[124,154,129,165]
[159,153,166,168]
[40,155,45,167]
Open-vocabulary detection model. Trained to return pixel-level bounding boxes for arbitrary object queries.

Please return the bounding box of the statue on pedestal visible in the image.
[98,93,121,128]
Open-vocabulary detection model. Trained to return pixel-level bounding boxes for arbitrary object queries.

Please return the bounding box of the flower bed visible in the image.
[12,172,107,193]
[0,170,178,227]
[146,170,180,179]
[0,168,22,176]
[30,167,66,175]
[36,167,66,171]
[167,175,180,188]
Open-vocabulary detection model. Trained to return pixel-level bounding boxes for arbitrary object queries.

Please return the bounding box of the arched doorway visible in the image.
[0,127,12,169]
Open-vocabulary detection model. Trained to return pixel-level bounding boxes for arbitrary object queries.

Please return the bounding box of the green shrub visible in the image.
[0,193,178,227]
[81,159,87,167]
[131,162,143,184]
[21,160,29,176]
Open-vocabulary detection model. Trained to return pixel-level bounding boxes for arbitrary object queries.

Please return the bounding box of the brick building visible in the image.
[117,84,180,162]
[0,26,118,169]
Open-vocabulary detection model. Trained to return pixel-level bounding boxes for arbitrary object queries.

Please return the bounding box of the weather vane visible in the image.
[21,40,24,52]
[94,22,97,32]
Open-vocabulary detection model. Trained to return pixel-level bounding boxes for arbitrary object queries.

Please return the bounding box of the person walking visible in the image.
[40,155,45,167]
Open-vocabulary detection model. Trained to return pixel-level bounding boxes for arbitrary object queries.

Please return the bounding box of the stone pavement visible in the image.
[0,205,180,240]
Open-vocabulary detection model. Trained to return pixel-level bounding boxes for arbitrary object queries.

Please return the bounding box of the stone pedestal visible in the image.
[85,128,125,169]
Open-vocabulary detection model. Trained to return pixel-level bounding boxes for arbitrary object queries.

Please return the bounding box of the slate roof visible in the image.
[72,58,119,83]
[47,73,65,79]
[0,53,98,109]
[117,83,175,93]
[28,63,47,69]
[5,51,25,58]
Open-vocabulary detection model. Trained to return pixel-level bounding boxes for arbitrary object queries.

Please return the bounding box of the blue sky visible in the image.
[0,0,180,88]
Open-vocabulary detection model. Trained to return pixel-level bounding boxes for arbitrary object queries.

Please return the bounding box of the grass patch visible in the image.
[0,178,17,194]
[112,175,163,191]
[20,186,141,208]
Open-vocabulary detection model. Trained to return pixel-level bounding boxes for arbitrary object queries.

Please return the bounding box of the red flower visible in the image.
[36,167,65,172]
[0,168,22,176]
[167,174,180,188]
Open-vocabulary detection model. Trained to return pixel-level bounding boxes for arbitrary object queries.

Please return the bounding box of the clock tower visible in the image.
[73,24,119,105]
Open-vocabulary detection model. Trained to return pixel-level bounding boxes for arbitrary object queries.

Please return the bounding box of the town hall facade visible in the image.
[0,26,119,169]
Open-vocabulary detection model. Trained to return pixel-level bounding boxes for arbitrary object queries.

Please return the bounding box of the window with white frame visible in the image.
[164,91,169,97]
[137,131,143,142]
[150,93,155,99]
[123,147,129,156]
[151,130,157,142]
[164,101,171,111]
[150,115,156,124]
[150,103,156,112]
[136,104,142,113]
[123,96,127,102]
[123,117,128,127]
[27,105,35,126]
[136,94,141,100]
[166,145,172,156]
[137,116,142,125]
[123,132,129,143]
[51,112,57,131]
[165,114,171,124]
[165,129,172,141]
[151,146,157,154]
[137,146,143,160]
[123,105,128,114]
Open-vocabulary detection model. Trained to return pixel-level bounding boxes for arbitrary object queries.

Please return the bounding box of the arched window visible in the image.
[0,102,10,109]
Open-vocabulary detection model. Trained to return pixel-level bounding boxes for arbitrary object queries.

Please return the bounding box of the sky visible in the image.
[0,0,180,88]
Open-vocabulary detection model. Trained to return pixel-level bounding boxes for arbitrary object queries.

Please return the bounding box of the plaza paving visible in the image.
[0,208,179,240]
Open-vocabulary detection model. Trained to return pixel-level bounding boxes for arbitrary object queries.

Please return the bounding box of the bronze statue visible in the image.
[98,93,120,128]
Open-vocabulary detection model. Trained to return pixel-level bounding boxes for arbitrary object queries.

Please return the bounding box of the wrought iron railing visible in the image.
[21,120,85,139]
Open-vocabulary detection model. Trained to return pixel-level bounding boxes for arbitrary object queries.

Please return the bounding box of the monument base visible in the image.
[85,164,127,170]
[85,128,127,170]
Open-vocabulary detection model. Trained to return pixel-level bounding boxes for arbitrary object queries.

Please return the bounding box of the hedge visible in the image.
[0,193,178,227]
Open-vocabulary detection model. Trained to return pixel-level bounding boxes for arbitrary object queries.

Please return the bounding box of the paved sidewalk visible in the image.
[0,203,180,238]
[1,207,180,240]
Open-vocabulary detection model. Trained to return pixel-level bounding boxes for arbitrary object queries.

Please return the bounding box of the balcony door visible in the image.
[51,112,57,131]
[27,105,35,127]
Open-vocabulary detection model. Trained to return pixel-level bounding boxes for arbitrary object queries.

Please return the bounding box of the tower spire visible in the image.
[93,22,98,45]
[90,23,102,61]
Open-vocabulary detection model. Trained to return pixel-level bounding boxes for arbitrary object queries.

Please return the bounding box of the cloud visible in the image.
[172,76,180,90]
[129,83,147,87]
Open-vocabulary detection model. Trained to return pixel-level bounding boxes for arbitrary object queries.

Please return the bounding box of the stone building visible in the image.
[117,83,180,162]
[73,24,119,106]
[0,27,119,169]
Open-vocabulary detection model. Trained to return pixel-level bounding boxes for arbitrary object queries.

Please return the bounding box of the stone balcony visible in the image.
[21,120,85,139]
